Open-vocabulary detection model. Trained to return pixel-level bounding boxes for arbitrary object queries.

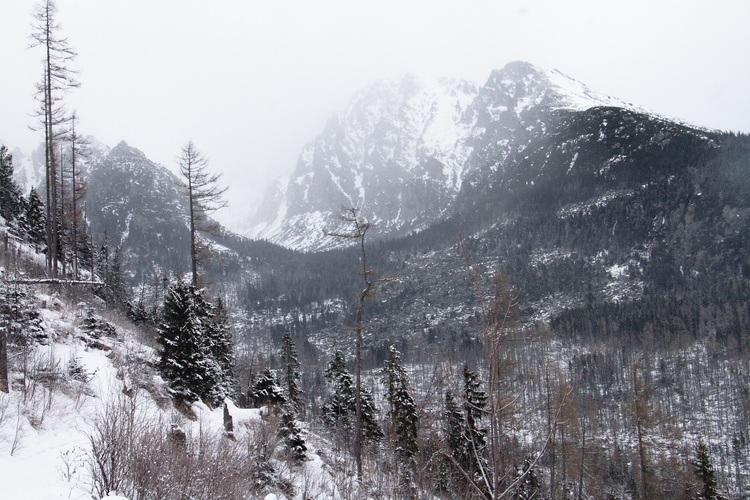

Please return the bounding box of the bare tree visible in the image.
[65,111,88,279]
[324,207,376,482]
[176,140,227,286]
[455,245,569,499]
[29,0,79,277]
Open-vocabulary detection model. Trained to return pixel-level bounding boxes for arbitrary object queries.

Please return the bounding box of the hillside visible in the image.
[0,225,350,500]
[3,60,750,498]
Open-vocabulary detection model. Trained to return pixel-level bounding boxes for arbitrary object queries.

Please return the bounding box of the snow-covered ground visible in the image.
[0,289,342,499]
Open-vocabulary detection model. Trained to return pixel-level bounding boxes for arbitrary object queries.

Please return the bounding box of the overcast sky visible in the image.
[1,1,749,230]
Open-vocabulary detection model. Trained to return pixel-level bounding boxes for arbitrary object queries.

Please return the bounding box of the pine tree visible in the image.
[206,296,236,398]
[693,441,723,500]
[0,146,22,223]
[157,280,222,405]
[21,188,47,252]
[382,344,419,497]
[249,368,286,407]
[279,329,303,416]
[322,350,382,447]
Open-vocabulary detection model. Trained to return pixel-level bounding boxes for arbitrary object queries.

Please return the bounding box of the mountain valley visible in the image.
[3,60,750,498]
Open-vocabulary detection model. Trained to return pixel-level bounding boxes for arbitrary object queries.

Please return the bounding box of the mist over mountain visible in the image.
[246,61,669,251]
[4,60,750,497]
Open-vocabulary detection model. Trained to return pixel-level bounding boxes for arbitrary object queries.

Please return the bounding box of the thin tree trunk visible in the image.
[0,332,8,393]
[71,118,78,280]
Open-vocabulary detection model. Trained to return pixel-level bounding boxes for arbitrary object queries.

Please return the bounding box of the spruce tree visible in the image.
[442,390,467,492]
[382,345,419,497]
[22,188,47,252]
[206,297,236,398]
[693,441,723,500]
[157,280,222,406]
[322,350,355,437]
[278,408,307,463]
[462,365,489,493]
[514,456,541,500]
[322,350,382,447]
[0,146,22,223]
[249,368,286,407]
[279,329,303,416]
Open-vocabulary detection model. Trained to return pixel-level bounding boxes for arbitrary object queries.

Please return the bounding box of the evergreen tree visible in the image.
[0,146,22,223]
[445,390,466,462]
[443,389,473,493]
[21,188,47,252]
[463,365,488,456]
[157,280,223,406]
[278,407,307,463]
[250,367,286,407]
[693,441,723,500]
[206,296,236,398]
[104,247,129,308]
[458,365,489,494]
[322,350,355,437]
[514,456,541,500]
[382,344,419,497]
[322,350,382,447]
[279,329,303,416]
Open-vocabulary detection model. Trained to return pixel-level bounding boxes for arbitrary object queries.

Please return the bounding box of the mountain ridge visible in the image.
[245,61,692,251]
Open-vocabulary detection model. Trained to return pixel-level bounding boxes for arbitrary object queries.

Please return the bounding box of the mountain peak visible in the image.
[245,62,691,251]
[481,60,633,115]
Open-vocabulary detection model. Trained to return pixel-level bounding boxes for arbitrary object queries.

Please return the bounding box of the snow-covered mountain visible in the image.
[246,61,651,251]
[1,136,110,194]
[85,141,191,281]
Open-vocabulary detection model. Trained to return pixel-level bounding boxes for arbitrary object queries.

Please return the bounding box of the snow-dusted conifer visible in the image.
[514,456,541,500]
[157,280,222,405]
[279,329,303,416]
[462,365,489,490]
[0,146,22,223]
[322,349,354,435]
[250,368,286,407]
[20,188,46,252]
[322,349,382,446]
[382,344,419,497]
[279,407,307,463]
[206,296,236,398]
[463,364,488,453]
[693,441,723,500]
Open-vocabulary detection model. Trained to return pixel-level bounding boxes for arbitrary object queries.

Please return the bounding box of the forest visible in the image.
[1,1,749,498]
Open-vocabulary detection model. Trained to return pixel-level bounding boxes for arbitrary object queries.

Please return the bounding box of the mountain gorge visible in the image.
[40,61,750,370]
[5,60,750,497]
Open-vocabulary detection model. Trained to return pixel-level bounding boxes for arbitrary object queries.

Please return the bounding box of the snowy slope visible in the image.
[0,223,341,500]
[0,290,346,500]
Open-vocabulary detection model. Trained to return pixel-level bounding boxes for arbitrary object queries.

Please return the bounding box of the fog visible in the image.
[1,1,749,230]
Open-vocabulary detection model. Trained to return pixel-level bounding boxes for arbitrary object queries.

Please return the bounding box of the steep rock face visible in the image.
[86,141,191,281]
[249,75,479,250]
[248,61,646,251]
